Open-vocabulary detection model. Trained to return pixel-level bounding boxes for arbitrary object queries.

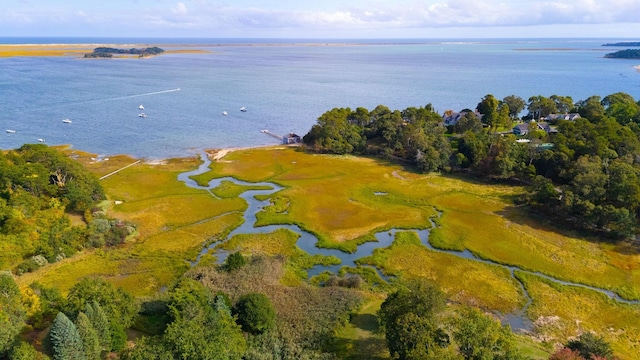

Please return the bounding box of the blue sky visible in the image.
[2,0,639,38]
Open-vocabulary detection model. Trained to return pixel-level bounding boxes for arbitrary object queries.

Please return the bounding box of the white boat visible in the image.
[222,111,228,116]
[6,129,16,133]
[139,105,145,110]
[240,106,247,112]
[62,119,72,123]
[138,113,147,118]
[37,138,45,143]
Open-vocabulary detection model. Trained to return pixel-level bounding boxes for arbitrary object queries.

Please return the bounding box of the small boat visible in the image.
[222,111,228,116]
[62,119,72,123]
[240,107,247,112]
[138,113,147,118]
[139,105,145,110]
[6,129,16,133]
[37,138,45,143]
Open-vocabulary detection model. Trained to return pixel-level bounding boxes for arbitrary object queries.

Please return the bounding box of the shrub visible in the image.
[234,293,276,334]
[225,252,246,272]
[566,332,614,360]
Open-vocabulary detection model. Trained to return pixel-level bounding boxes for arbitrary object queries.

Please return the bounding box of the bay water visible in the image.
[1,38,639,159]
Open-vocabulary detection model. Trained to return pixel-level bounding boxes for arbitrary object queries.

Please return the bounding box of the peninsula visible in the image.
[602,41,640,47]
[604,49,640,59]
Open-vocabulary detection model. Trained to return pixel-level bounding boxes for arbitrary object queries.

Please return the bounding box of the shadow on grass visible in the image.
[332,336,389,360]
[496,205,640,255]
[350,313,379,332]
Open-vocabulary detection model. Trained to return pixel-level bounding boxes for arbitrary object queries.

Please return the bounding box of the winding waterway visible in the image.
[180,153,639,331]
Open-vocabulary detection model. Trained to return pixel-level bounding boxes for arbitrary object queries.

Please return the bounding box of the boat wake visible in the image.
[110,88,181,101]
[13,88,182,112]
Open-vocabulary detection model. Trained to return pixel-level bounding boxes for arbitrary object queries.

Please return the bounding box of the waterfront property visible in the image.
[282,132,302,144]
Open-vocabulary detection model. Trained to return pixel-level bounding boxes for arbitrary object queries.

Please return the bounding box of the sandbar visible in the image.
[0,44,209,58]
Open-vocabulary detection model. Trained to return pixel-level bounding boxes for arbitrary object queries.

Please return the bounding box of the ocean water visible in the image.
[1,38,639,159]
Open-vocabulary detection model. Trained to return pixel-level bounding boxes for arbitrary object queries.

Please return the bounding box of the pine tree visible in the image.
[76,312,101,359]
[85,302,111,352]
[48,312,86,360]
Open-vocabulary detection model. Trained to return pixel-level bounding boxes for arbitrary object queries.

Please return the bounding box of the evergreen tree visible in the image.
[85,302,111,352]
[76,312,101,360]
[48,312,86,360]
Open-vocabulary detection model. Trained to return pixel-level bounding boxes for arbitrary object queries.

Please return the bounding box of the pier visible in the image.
[260,129,283,141]
[261,130,302,144]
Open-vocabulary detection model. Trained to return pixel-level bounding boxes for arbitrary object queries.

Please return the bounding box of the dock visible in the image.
[261,129,283,141]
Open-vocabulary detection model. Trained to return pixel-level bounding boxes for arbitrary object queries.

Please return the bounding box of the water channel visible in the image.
[179,153,639,331]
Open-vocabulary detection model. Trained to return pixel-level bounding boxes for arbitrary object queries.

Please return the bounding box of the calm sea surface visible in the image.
[1,38,639,159]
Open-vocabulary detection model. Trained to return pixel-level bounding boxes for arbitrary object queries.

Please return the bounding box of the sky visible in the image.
[1,0,640,39]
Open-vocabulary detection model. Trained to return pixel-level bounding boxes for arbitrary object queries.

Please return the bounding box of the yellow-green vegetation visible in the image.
[11,145,639,358]
[210,180,272,198]
[202,147,640,300]
[254,194,291,226]
[0,45,209,58]
[516,271,640,359]
[358,231,526,313]
[202,147,438,252]
[219,228,340,285]
[199,146,638,358]
[434,192,640,300]
[16,153,245,296]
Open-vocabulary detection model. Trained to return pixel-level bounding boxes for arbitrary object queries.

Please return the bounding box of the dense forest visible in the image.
[303,92,640,239]
[0,144,134,274]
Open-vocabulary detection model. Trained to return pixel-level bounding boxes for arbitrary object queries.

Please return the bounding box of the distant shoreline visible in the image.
[0,44,209,58]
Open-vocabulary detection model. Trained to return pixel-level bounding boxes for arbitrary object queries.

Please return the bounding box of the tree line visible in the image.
[302,92,640,239]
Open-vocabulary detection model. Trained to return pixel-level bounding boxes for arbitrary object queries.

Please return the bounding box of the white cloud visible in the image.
[2,0,640,37]
[172,2,188,15]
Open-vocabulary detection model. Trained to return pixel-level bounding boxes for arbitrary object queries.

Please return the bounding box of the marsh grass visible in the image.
[421,185,640,300]
[516,271,640,359]
[17,152,245,296]
[206,146,638,307]
[17,146,639,357]
[219,228,341,282]
[210,180,272,198]
[357,231,526,313]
